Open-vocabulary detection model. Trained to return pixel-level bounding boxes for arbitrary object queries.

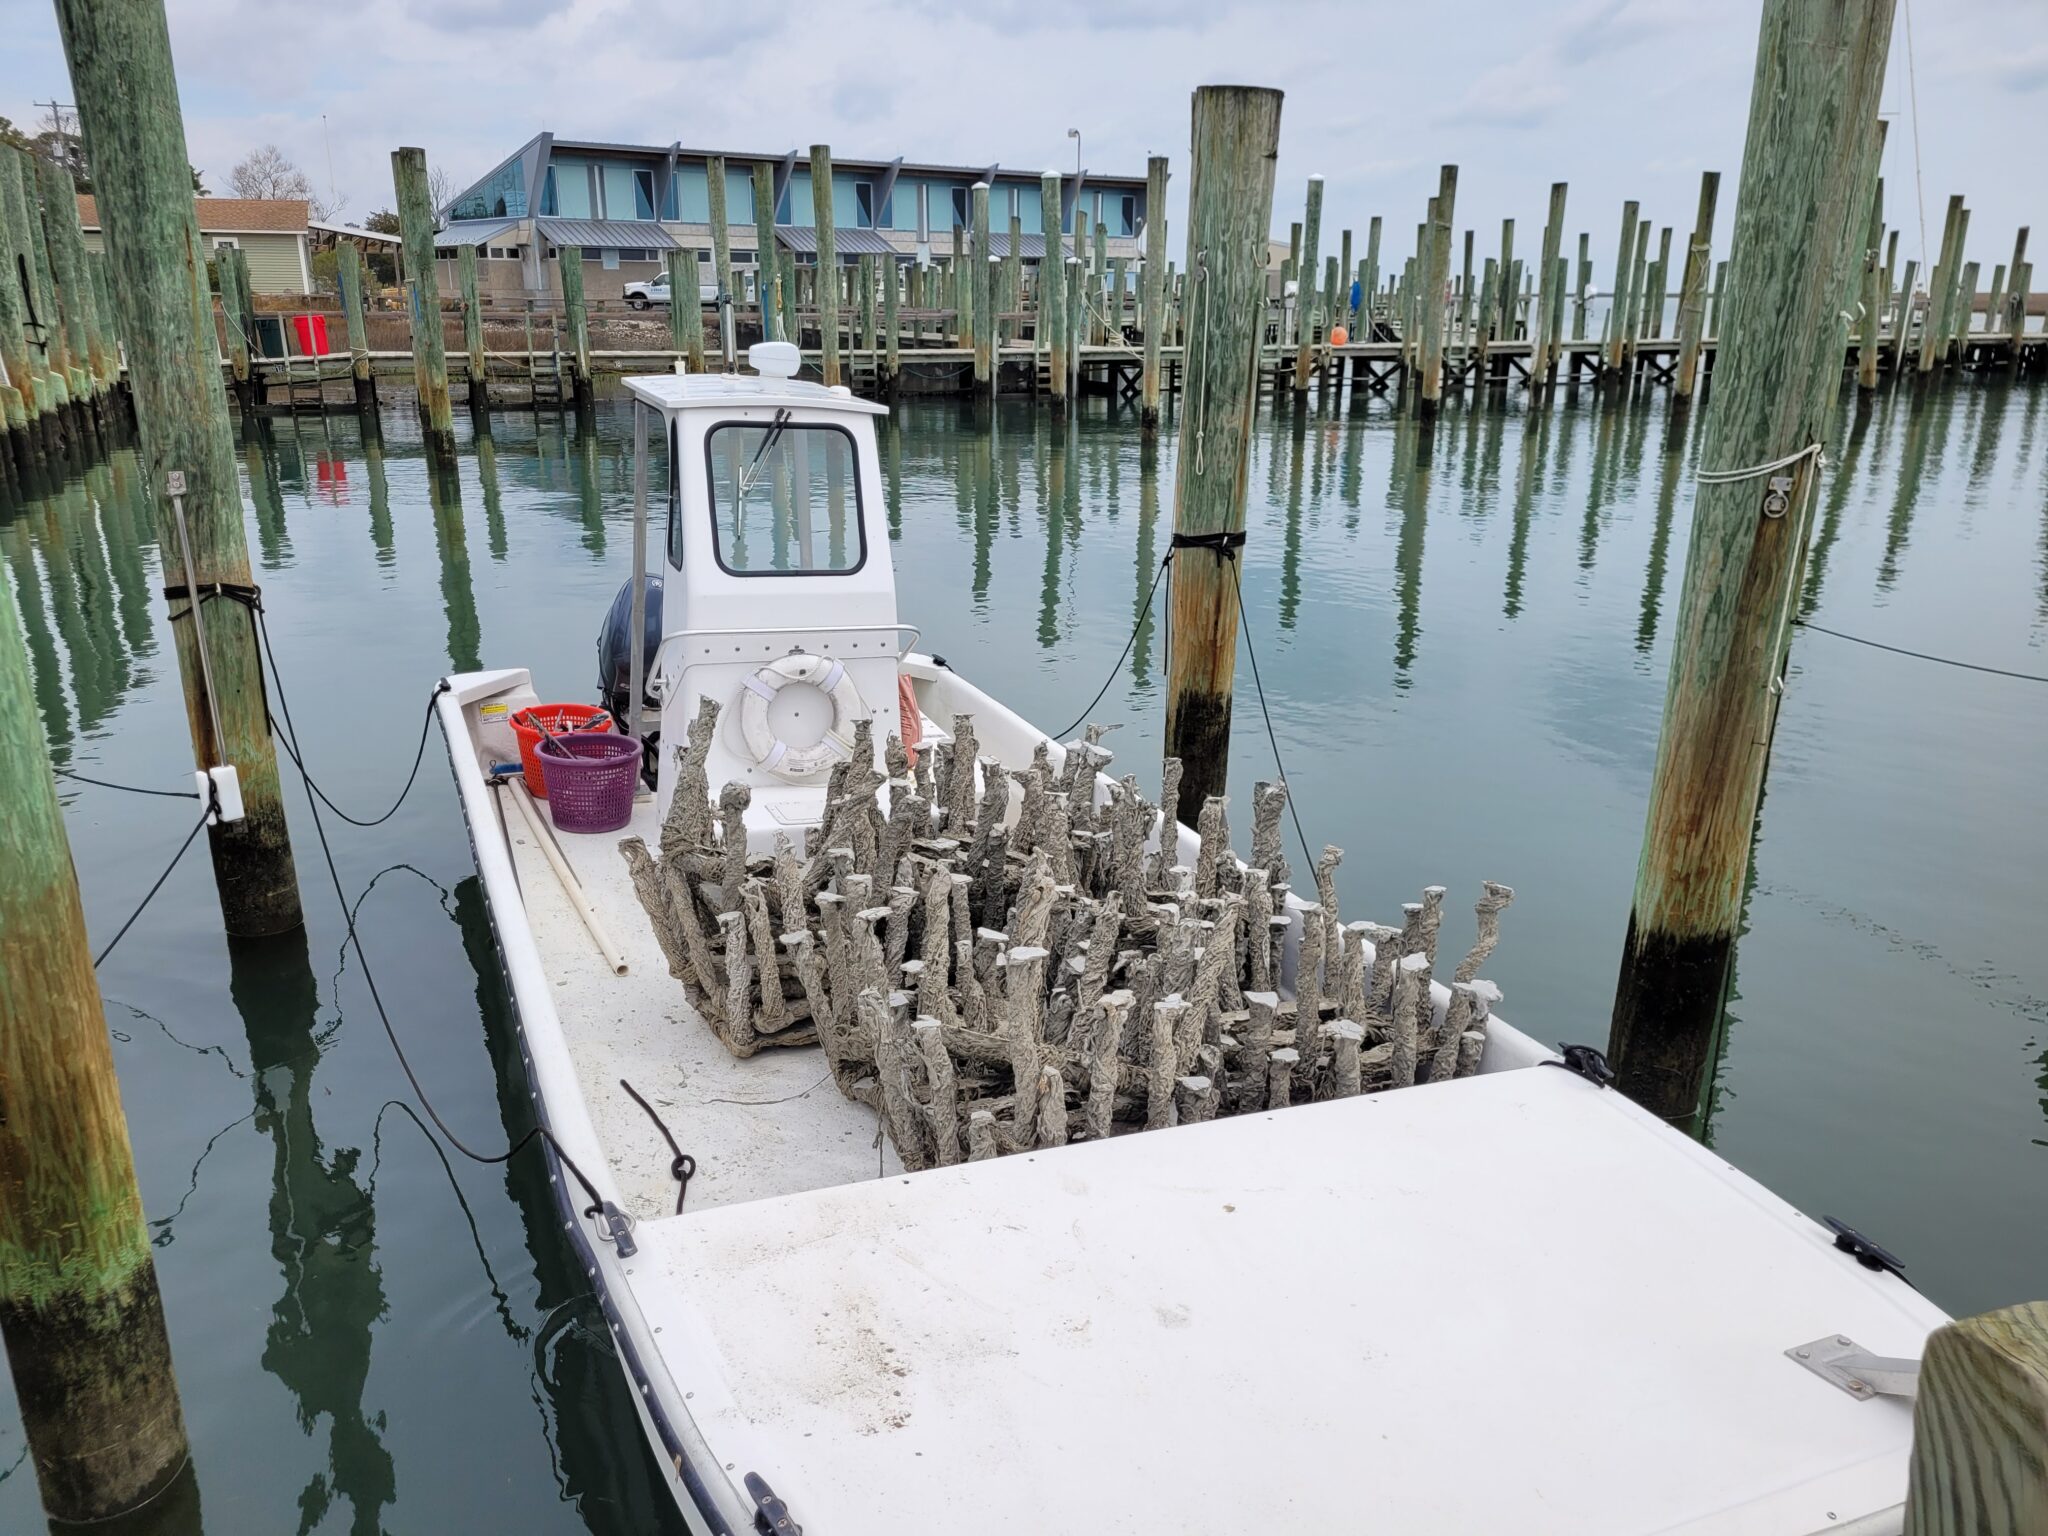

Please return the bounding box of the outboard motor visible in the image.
[597,574,663,786]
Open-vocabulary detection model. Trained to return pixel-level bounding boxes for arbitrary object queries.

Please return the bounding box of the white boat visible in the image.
[436,345,1949,1535]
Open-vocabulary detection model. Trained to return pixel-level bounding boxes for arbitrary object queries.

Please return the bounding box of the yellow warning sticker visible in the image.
[479,702,509,722]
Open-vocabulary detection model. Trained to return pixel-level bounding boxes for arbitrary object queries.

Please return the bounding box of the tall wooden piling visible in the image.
[752,161,780,342]
[214,225,254,412]
[1938,207,1972,360]
[882,255,899,389]
[1573,232,1592,340]
[1163,84,1283,814]
[1141,155,1168,428]
[2008,229,2030,350]
[1530,183,1567,384]
[1676,171,1721,398]
[811,145,841,388]
[558,245,593,406]
[1419,166,1457,410]
[36,156,107,413]
[706,155,736,327]
[1292,175,1323,393]
[1606,201,1638,376]
[1949,256,1978,353]
[337,241,376,411]
[665,248,705,373]
[1041,170,1067,411]
[1457,230,1476,354]
[392,147,457,455]
[1362,217,1382,337]
[1609,0,1896,1130]
[458,245,488,413]
[22,165,82,425]
[971,182,992,388]
[1646,226,1673,338]
[0,541,191,1524]
[1858,174,1886,389]
[61,0,303,934]
[0,150,48,464]
[1918,194,1963,374]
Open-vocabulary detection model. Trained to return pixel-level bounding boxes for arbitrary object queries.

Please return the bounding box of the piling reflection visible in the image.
[1279,403,1306,631]
[1635,415,1687,654]
[1037,422,1068,647]
[242,421,291,569]
[228,930,395,1536]
[2,503,71,754]
[1798,391,1877,619]
[1132,433,1160,685]
[1878,381,1948,591]
[1392,413,1431,685]
[427,460,482,674]
[475,427,509,562]
[1503,406,1547,619]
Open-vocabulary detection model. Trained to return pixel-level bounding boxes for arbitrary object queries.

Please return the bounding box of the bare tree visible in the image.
[429,164,454,216]
[229,143,342,218]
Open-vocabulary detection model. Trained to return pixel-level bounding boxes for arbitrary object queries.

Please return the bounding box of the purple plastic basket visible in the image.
[538,731,641,834]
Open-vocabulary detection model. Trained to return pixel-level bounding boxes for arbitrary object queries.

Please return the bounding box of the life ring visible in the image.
[736,653,866,781]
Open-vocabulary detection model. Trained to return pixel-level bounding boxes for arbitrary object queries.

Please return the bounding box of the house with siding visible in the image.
[75,196,313,294]
[435,133,1149,304]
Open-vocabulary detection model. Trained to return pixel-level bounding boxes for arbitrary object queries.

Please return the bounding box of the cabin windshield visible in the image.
[705,417,866,576]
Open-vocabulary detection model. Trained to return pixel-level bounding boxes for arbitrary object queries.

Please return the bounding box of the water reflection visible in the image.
[427,461,482,674]
[1392,412,1430,684]
[228,930,395,1536]
[1878,383,1950,591]
[1634,414,1687,655]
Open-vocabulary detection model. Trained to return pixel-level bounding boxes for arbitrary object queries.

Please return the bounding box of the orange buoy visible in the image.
[1329,324,1349,347]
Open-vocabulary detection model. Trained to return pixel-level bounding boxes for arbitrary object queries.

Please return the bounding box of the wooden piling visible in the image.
[1938,207,1972,360]
[1950,259,1979,353]
[666,248,704,372]
[557,244,593,406]
[705,155,737,332]
[1532,182,1567,384]
[0,540,191,1523]
[215,223,254,412]
[1646,225,1673,339]
[0,149,49,464]
[1902,1302,2048,1536]
[1676,171,1721,398]
[1041,170,1067,411]
[1419,166,1456,410]
[61,0,304,935]
[458,245,488,413]
[1918,194,1963,374]
[752,160,780,343]
[1457,230,1475,357]
[1606,201,1638,376]
[22,162,83,427]
[812,145,841,388]
[336,241,376,411]
[37,156,107,412]
[1292,175,1323,393]
[1609,0,1895,1131]
[1163,84,1283,814]
[1362,217,1382,337]
[972,182,992,388]
[392,147,457,453]
[1573,232,1591,340]
[2007,229,2030,350]
[882,254,899,389]
[1141,155,1168,428]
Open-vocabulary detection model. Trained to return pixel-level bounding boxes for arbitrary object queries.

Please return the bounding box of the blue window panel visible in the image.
[677,165,709,223]
[601,163,638,221]
[540,165,558,216]
[788,169,816,228]
[552,158,593,218]
[831,173,861,232]
[726,167,755,224]
[660,171,678,221]
[1017,187,1043,237]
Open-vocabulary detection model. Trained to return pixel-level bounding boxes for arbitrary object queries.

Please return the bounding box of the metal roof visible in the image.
[435,217,522,249]
[987,232,1074,261]
[774,226,900,257]
[535,217,678,250]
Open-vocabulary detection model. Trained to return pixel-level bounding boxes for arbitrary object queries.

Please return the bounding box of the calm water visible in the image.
[2,376,2045,1532]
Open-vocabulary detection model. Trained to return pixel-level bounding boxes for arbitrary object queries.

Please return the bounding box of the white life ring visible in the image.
[736,653,866,782]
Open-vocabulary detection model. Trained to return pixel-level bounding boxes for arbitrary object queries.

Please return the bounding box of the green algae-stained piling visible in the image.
[21,159,80,433]
[882,253,899,390]
[459,245,489,415]
[1420,166,1457,410]
[812,145,841,388]
[1609,0,1897,1132]
[665,248,705,374]
[706,156,736,324]
[752,161,779,342]
[1292,174,1323,393]
[0,149,47,465]
[1164,83,1283,815]
[337,241,376,412]
[558,245,593,409]
[1142,158,1167,427]
[1938,207,1972,361]
[1676,171,1722,399]
[1040,170,1067,412]
[392,147,456,456]
[1607,201,1639,376]
[56,0,304,938]
[972,182,992,388]
[1918,194,1963,374]
[1532,181,1567,385]
[36,155,99,417]
[0,542,190,1525]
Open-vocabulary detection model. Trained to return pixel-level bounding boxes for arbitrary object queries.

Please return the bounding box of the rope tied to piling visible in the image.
[1695,441,1825,484]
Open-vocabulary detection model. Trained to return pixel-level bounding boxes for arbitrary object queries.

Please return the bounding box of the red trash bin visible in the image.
[292,314,330,356]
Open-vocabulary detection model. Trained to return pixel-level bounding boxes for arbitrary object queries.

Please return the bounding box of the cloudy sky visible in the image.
[4,0,2042,281]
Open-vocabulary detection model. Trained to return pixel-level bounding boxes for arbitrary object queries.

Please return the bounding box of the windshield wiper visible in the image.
[732,408,793,520]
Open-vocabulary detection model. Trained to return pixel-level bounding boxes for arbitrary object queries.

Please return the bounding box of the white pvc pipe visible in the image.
[508,779,628,976]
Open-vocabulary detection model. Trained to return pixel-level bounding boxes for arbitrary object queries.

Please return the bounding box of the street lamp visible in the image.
[1067,127,1081,180]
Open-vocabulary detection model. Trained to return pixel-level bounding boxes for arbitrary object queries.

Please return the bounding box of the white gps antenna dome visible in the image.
[749,340,801,379]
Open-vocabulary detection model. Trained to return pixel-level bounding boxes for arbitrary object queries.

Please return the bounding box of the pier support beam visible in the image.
[56,0,305,938]
[392,146,457,458]
[558,245,593,409]
[1291,174,1322,393]
[1857,169,1886,391]
[971,182,992,390]
[1419,165,1456,412]
[811,145,841,388]
[1532,181,1567,386]
[1041,170,1067,414]
[1605,200,1638,378]
[1141,155,1167,429]
[1163,84,1283,815]
[0,546,192,1524]
[753,160,780,343]
[0,147,48,473]
[1609,0,1895,1131]
[1675,171,1722,399]
[459,244,489,415]
[337,241,377,413]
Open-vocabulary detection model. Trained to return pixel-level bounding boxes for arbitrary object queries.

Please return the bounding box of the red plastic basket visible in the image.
[538,732,641,835]
[510,704,612,798]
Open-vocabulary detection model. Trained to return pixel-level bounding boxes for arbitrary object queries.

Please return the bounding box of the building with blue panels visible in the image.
[434,132,1149,302]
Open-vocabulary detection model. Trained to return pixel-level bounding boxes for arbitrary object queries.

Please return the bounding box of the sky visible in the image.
[3,0,2044,284]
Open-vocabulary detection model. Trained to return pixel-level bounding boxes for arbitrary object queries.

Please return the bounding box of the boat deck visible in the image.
[625,1065,1949,1536]
[502,784,904,1217]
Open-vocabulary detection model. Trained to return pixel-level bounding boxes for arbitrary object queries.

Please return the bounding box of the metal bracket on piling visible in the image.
[1785,1334,1920,1401]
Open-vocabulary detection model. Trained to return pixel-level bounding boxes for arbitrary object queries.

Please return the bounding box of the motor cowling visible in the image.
[597,574,663,786]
